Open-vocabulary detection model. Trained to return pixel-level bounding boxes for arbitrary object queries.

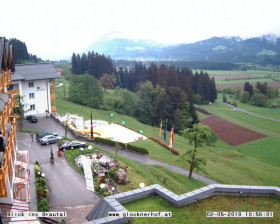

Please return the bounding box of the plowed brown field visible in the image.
[200,116,267,146]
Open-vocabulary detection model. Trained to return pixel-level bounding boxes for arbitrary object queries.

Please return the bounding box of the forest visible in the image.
[70,52,217,131]
[0,36,41,63]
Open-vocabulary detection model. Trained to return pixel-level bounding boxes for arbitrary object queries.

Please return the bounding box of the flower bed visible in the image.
[34,161,50,211]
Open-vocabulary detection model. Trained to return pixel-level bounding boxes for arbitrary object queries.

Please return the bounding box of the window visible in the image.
[30,104,35,111]
[28,82,34,88]
[29,93,35,99]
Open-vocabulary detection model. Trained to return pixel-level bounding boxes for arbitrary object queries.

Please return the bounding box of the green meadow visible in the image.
[215,78,274,85]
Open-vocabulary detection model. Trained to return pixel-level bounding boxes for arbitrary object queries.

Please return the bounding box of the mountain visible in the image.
[85,34,280,65]
[84,38,164,60]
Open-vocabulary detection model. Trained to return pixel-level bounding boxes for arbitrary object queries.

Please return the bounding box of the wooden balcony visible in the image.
[7,89,19,95]
[50,84,55,90]
[50,95,56,100]
[0,70,12,92]
[0,117,17,198]
[51,106,56,113]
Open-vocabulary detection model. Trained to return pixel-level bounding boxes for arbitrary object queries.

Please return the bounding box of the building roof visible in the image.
[0,38,5,69]
[12,63,61,81]
[86,198,115,221]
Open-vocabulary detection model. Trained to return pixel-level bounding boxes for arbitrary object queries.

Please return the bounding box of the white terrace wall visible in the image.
[84,184,280,224]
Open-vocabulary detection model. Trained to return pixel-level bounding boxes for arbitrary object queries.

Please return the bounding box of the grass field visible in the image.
[217,93,280,120]
[215,78,274,85]
[65,145,206,194]
[200,70,280,90]
[55,82,280,187]
[197,102,280,136]
[124,195,280,224]
[203,70,280,76]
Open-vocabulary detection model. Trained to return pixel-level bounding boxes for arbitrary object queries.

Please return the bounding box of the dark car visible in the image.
[36,132,57,141]
[59,141,86,151]
[26,115,37,123]
[39,135,63,145]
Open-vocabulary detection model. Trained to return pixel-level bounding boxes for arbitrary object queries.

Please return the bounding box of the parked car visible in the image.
[39,135,63,145]
[59,141,86,151]
[36,132,57,141]
[26,115,37,123]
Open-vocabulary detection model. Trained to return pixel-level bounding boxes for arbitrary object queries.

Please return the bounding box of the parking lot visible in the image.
[19,117,100,224]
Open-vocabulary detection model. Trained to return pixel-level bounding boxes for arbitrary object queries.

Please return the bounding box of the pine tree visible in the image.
[71,53,77,74]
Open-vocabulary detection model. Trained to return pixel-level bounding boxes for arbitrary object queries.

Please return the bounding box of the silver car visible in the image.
[39,135,63,145]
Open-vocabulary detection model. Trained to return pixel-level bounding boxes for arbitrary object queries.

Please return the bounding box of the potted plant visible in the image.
[45,109,49,118]
[50,148,54,164]
[56,140,64,156]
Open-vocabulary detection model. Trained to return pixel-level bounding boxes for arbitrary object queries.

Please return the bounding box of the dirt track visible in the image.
[200,116,267,146]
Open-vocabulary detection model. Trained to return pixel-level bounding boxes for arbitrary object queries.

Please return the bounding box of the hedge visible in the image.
[94,137,149,155]
[127,144,149,155]
[94,137,126,149]
[150,137,179,155]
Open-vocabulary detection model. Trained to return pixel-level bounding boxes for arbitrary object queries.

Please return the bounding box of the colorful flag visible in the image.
[170,125,174,148]
[164,118,168,141]
[159,118,162,137]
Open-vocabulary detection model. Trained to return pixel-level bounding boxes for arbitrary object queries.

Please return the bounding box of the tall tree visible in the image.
[100,73,116,91]
[179,123,211,178]
[71,53,77,74]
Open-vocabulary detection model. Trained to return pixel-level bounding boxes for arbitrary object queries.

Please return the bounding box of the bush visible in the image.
[94,137,126,149]
[127,144,149,155]
[206,130,218,146]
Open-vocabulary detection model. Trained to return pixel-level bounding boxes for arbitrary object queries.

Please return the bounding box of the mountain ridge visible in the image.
[84,34,280,65]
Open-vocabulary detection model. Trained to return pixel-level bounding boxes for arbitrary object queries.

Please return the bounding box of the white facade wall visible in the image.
[19,79,51,117]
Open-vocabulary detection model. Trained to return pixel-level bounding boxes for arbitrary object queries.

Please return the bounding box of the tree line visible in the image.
[71,52,114,78]
[115,63,217,103]
[68,58,217,132]
[0,37,41,63]
[221,82,279,107]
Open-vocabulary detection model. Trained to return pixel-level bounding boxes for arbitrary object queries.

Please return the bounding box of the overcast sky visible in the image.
[1,0,280,60]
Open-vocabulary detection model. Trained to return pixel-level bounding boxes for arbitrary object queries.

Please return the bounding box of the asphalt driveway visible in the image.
[19,117,100,224]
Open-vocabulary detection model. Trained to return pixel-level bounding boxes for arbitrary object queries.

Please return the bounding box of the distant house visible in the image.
[56,68,62,75]
[11,63,60,117]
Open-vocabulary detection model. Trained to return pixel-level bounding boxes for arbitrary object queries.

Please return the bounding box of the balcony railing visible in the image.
[50,95,56,100]
[0,116,17,198]
[51,106,56,113]
[7,89,19,95]
[50,84,55,90]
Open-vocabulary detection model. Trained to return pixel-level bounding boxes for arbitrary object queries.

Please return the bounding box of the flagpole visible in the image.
[91,110,94,139]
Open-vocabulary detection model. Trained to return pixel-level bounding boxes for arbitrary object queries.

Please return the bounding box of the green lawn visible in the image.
[124,195,280,224]
[237,137,280,167]
[116,155,206,194]
[217,94,280,120]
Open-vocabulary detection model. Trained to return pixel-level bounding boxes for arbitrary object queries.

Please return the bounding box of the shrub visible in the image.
[108,168,119,180]
[127,144,149,155]
[206,130,218,146]
[94,137,126,149]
